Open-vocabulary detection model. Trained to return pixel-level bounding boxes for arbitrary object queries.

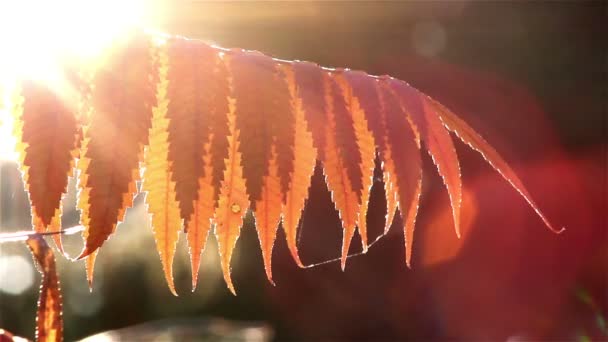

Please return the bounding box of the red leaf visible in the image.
[214,87,251,295]
[293,62,328,160]
[254,145,283,284]
[321,73,360,270]
[77,30,157,262]
[379,81,423,267]
[335,72,377,251]
[430,98,564,234]
[280,65,317,267]
[389,79,462,238]
[142,47,181,296]
[16,81,80,253]
[229,51,294,205]
[166,38,218,224]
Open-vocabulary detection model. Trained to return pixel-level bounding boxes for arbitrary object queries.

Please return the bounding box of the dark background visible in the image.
[1,1,606,341]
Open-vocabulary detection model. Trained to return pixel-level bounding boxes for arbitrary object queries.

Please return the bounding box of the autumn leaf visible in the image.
[429,97,564,234]
[77,30,157,265]
[142,43,182,296]
[186,135,215,291]
[26,235,63,342]
[335,71,376,252]
[293,62,328,160]
[389,79,462,238]
[214,73,251,295]
[342,72,399,233]
[229,51,294,206]
[8,30,562,297]
[14,81,80,253]
[254,144,283,284]
[321,73,361,270]
[280,64,317,267]
[378,81,423,267]
[163,37,232,290]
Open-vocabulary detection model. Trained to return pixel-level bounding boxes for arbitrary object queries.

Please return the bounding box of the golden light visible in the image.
[0,0,151,161]
[0,0,146,82]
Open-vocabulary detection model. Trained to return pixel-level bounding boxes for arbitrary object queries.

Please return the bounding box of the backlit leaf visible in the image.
[389,79,462,238]
[254,145,282,284]
[142,45,181,296]
[214,84,250,295]
[280,65,317,267]
[166,38,217,225]
[343,72,398,233]
[229,51,294,205]
[335,72,376,251]
[429,98,564,234]
[322,73,360,270]
[293,62,328,160]
[5,32,562,300]
[77,30,156,263]
[14,81,80,253]
[379,81,423,267]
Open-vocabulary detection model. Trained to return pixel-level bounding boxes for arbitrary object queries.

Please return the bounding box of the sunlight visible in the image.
[0,0,150,161]
[0,0,146,83]
[0,84,17,162]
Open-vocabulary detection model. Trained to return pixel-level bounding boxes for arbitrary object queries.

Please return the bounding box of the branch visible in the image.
[0,226,84,243]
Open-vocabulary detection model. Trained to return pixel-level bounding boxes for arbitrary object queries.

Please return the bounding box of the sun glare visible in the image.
[0,0,150,161]
[0,0,146,82]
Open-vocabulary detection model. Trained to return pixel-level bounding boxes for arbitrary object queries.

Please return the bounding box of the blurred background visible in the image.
[0,1,605,341]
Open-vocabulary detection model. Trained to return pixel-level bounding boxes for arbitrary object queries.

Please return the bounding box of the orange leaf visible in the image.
[85,250,97,290]
[335,72,376,252]
[164,39,232,290]
[280,65,317,267]
[214,88,251,295]
[430,98,564,234]
[142,46,182,296]
[343,71,385,153]
[379,81,423,267]
[254,145,283,284]
[186,136,215,291]
[322,73,360,270]
[187,53,232,290]
[229,51,294,205]
[26,235,63,342]
[329,74,363,198]
[14,81,80,253]
[166,38,219,224]
[343,72,399,233]
[389,79,462,238]
[293,62,328,160]
[381,151,399,233]
[77,30,156,262]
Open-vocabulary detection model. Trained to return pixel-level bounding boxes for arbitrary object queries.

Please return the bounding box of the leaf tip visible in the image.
[264,264,276,286]
[164,266,178,297]
[189,250,202,292]
[455,224,462,239]
[289,248,306,268]
[85,251,97,292]
[267,276,276,287]
[226,279,237,296]
[220,259,237,295]
[191,274,199,293]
